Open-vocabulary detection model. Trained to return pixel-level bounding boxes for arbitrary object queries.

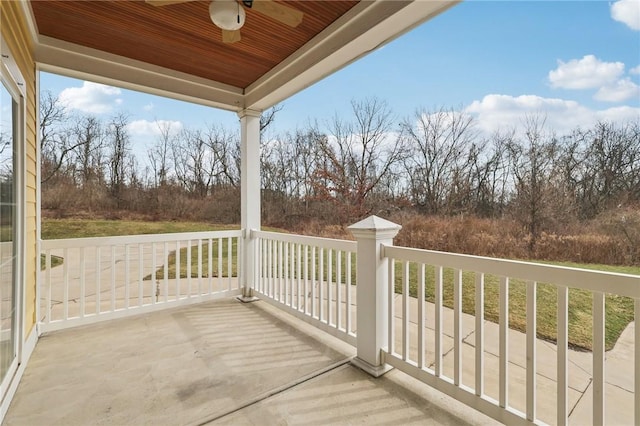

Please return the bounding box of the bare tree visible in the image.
[581,121,640,215]
[506,115,560,251]
[260,104,283,134]
[400,106,477,214]
[289,127,326,203]
[313,98,406,222]
[40,91,84,183]
[172,128,213,197]
[467,130,512,217]
[203,124,240,187]
[147,121,176,188]
[71,115,104,188]
[106,113,133,207]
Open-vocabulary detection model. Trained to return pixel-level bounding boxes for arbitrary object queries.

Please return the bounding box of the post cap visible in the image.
[347,215,402,234]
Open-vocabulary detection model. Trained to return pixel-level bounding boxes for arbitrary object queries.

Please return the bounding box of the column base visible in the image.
[351,357,393,377]
[237,288,259,303]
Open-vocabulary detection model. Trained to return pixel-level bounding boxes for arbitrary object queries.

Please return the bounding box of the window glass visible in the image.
[0,81,16,380]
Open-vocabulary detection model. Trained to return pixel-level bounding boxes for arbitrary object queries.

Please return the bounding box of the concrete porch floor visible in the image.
[3,298,499,426]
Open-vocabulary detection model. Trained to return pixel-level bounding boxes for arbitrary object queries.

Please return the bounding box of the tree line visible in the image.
[41,93,639,255]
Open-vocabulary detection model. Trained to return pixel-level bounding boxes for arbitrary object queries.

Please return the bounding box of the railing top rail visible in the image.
[252,230,357,252]
[41,229,242,250]
[384,244,640,298]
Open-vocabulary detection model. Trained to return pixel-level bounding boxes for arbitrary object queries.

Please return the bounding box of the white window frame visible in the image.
[0,34,27,402]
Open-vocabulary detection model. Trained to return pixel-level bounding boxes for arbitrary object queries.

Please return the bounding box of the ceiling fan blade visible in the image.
[248,1,303,28]
[222,29,242,44]
[145,0,195,6]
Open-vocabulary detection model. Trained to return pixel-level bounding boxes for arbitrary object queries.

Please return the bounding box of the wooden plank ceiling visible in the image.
[30,0,359,89]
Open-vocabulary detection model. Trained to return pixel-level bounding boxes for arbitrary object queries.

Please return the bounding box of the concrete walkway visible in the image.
[391,294,635,425]
[42,243,238,322]
[3,299,498,426]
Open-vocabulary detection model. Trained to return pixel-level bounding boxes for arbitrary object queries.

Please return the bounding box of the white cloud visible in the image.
[630,65,640,74]
[127,119,183,137]
[143,103,154,112]
[594,105,640,122]
[465,94,640,136]
[611,0,640,31]
[548,55,625,90]
[58,82,122,114]
[594,78,640,102]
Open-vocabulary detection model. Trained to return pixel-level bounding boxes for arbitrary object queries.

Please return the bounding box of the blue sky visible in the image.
[40,0,640,155]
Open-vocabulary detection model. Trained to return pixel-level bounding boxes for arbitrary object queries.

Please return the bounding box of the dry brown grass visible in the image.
[293,212,640,266]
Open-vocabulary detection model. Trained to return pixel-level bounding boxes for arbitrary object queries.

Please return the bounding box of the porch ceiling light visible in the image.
[209,0,245,31]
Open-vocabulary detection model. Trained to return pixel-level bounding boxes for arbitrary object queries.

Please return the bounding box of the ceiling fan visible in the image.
[146,0,304,44]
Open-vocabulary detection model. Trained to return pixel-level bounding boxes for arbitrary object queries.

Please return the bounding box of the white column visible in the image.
[238,109,261,301]
[348,215,401,377]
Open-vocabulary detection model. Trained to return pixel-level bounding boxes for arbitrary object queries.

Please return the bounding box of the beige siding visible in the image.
[1,0,39,335]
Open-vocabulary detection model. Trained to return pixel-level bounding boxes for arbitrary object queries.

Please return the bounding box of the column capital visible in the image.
[237,108,262,119]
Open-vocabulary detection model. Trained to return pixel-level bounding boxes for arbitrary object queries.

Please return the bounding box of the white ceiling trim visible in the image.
[18,0,40,47]
[35,36,245,111]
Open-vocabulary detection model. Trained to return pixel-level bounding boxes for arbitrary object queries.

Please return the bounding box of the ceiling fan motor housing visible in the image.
[209,0,245,30]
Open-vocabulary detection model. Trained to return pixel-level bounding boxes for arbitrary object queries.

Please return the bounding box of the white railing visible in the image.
[35,218,640,425]
[381,245,640,426]
[40,230,242,332]
[253,230,357,346]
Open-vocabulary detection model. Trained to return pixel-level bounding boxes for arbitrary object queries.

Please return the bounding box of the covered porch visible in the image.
[1,0,639,425]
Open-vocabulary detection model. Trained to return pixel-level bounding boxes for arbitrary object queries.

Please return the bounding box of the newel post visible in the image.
[348,215,401,377]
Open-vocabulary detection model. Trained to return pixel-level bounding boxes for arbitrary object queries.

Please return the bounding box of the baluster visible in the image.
[304,245,309,315]
[526,281,537,422]
[417,263,425,369]
[499,276,509,408]
[593,291,605,425]
[138,244,143,306]
[163,242,169,303]
[557,285,568,426]
[327,249,333,325]
[336,250,342,330]
[151,243,157,304]
[80,247,86,318]
[186,240,192,297]
[475,272,485,396]
[208,239,213,294]
[346,252,352,334]
[388,258,395,355]
[110,246,116,311]
[125,244,130,309]
[402,261,409,361]
[435,266,443,377]
[227,237,232,291]
[454,268,462,386]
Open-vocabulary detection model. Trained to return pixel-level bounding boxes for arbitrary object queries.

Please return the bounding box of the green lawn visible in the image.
[41,219,240,272]
[40,254,64,270]
[391,261,639,351]
[42,219,239,240]
[147,238,238,279]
